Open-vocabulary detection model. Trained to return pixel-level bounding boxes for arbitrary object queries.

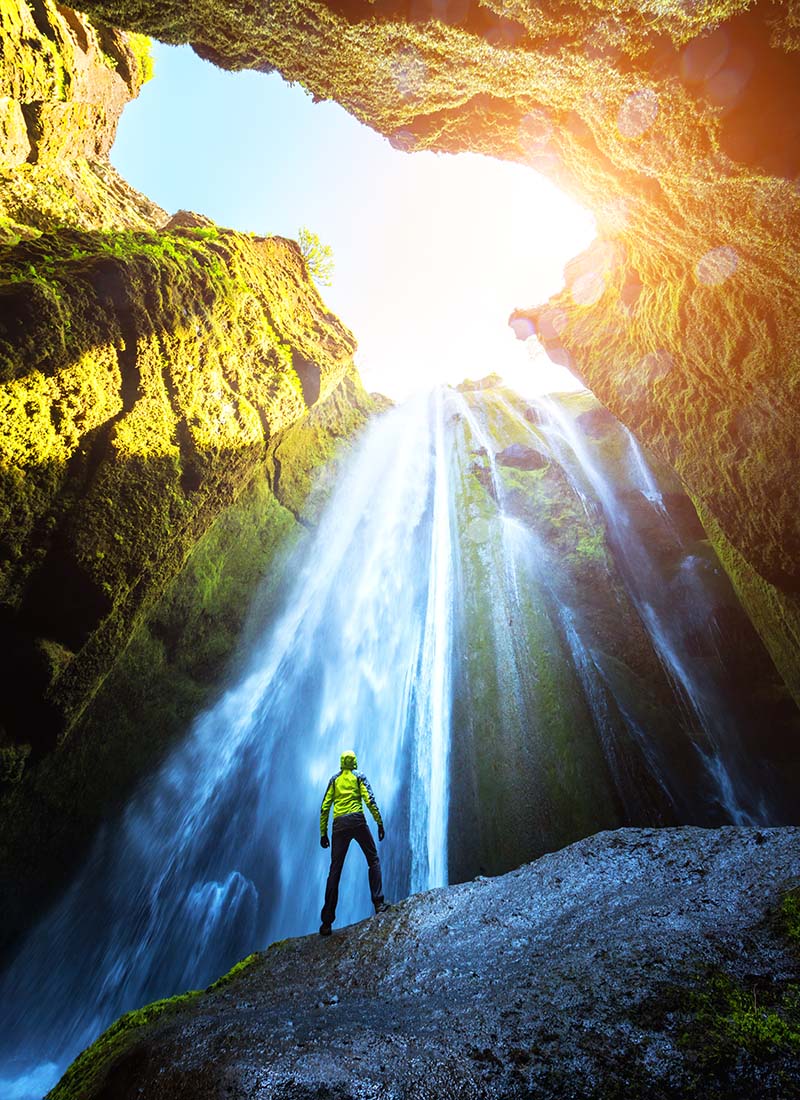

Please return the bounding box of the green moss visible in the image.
[573,530,607,563]
[126,31,154,84]
[449,395,622,876]
[206,950,262,992]
[0,226,352,732]
[1,368,377,945]
[683,971,800,1067]
[781,887,800,947]
[46,989,202,1100]
[696,501,800,710]
[268,371,375,522]
[49,947,272,1098]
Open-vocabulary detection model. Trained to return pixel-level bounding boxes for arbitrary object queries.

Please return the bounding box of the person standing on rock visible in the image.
[319,749,387,936]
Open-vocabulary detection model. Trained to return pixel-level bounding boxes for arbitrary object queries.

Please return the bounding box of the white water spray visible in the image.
[0,393,457,1098]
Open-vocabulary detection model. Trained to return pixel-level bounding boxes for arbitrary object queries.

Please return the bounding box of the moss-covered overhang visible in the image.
[0,0,164,236]
[68,0,800,692]
[0,221,356,749]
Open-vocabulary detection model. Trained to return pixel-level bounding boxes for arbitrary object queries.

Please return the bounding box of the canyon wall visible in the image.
[68,0,800,700]
[0,0,380,944]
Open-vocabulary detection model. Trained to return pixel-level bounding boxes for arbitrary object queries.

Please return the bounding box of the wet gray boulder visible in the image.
[495,443,549,470]
[52,827,800,1099]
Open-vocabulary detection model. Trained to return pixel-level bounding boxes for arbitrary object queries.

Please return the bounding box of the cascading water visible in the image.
[0,391,458,1100]
[499,390,788,825]
[2,381,798,1100]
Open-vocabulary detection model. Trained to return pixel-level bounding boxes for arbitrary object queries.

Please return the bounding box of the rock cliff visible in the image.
[0,0,381,945]
[0,0,163,236]
[1,221,358,755]
[69,0,800,702]
[448,382,800,883]
[48,826,800,1099]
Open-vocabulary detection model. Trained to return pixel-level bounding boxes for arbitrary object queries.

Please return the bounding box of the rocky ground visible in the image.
[53,826,800,1099]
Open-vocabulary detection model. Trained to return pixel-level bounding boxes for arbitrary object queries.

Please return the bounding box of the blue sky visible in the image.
[112,43,595,398]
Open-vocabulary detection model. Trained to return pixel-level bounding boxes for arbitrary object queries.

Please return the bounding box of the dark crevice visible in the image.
[56,4,89,53]
[155,340,203,494]
[26,0,54,39]
[291,351,321,406]
[20,102,44,164]
[267,445,311,530]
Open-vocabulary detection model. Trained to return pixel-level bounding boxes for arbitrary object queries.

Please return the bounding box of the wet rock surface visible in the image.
[495,442,548,470]
[0,0,164,236]
[55,827,800,1099]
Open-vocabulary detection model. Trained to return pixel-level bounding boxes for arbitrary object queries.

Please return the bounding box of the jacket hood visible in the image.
[340,749,358,771]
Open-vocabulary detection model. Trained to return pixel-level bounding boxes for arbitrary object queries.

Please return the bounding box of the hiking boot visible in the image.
[374,902,390,914]
[319,923,332,936]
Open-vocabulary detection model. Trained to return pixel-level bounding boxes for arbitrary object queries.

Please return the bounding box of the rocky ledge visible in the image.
[52,826,800,1099]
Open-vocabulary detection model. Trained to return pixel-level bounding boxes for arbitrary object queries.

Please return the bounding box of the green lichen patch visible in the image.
[206,951,263,993]
[780,886,800,948]
[46,988,202,1100]
[682,970,800,1069]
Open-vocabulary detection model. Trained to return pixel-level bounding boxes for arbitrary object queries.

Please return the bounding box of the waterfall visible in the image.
[524,392,775,825]
[0,391,457,1099]
[409,389,455,892]
[1,382,796,1100]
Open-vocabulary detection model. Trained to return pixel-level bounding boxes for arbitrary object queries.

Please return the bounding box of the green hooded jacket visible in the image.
[320,749,383,837]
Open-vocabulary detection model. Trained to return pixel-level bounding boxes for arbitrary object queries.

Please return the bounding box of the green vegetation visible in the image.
[781,886,800,947]
[298,226,334,287]
[1,358,376,934]
[449,390,622,876]
[682,971,800,1069]
[126,31,154,84]
[206,951,262,992]
[47,989,202,1100]
[48,947,270,1097]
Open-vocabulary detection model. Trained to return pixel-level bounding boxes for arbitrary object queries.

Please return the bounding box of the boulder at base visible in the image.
[52,827,800,1099]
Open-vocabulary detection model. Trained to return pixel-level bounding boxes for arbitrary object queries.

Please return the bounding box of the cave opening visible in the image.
[111,40,597,399]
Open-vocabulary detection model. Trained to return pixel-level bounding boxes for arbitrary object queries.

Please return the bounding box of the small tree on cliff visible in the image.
[298,227,334,287]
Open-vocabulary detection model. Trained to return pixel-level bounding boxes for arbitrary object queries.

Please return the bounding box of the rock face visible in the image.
[495,442,548,470]
[50,826,800,1099]
[0,0,164,237]
[0,224,358,756]
[0,0,382,945]
[71,0,800,702]
[0,369,377,949]
[448,383,800,883]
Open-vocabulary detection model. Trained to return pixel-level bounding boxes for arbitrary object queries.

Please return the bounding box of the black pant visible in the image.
[321,812,383,926]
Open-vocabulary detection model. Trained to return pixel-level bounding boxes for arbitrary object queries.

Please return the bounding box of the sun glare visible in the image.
[322,150,596,400]
[112,45,597,402]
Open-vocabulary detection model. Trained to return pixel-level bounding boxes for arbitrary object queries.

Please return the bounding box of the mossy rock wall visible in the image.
[0,222,357,756]
[0,367,380,950]
[0,0,384,958]
[448,381,800,881]
[70,0,800,700]
[0,0,164,240]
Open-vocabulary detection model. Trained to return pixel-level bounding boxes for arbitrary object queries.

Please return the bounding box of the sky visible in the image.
[111,43,596,399]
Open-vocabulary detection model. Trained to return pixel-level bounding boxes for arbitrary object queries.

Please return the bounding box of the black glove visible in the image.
[378,825,385,842]
[321,835,330,849]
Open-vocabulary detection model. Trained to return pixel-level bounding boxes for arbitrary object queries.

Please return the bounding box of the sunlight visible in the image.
[323,149,596,399]
[112,43,596,402]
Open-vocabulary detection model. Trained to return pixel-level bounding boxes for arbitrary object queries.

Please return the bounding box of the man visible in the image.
[319,749,387,936]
